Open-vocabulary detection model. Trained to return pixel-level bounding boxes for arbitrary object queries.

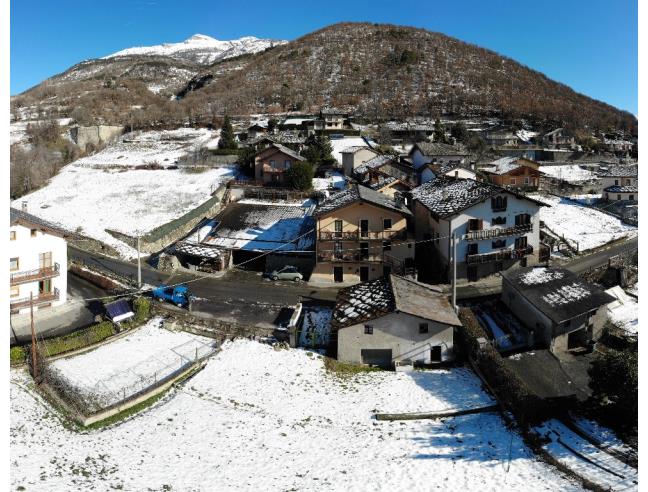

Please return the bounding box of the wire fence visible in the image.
[42,338,217,415]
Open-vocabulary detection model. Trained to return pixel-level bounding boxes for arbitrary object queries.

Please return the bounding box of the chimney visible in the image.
[454,170,459,179]
[393,191,404,207]
[442,189,449,201]
[21,201,28,213]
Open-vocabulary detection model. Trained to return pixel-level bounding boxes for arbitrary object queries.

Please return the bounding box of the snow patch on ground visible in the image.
[539,165,597,184]
[531,194,637,251]
[10,340,583,491]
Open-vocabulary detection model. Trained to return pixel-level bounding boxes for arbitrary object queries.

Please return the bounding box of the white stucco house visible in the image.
[331,274,461,368]
[408,142,470,170]
[411,177,547,282]
[10,207,69,315]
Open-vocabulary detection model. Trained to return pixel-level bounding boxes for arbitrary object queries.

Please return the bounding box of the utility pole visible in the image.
[137,234,142,289]
[30,292,38,382]
[451,234,457,312]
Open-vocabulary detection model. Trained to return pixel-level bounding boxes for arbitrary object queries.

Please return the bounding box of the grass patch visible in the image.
[323,357,383,377]
[10,345,27,365]
[41,321,116,357]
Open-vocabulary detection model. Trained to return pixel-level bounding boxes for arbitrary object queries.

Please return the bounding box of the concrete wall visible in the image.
[337,312,454,366]
[9,223,67,314]
[70,125,123,148]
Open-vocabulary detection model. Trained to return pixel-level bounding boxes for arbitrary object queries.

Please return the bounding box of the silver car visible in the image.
[270,265,303,282]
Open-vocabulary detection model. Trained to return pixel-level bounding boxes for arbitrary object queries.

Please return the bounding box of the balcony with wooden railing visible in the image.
[317,251,384,263]
[466,246,534,265]
[10,263,60,286]
[318,229,407,241]
[463,223,532,241]
[10,288,60,311]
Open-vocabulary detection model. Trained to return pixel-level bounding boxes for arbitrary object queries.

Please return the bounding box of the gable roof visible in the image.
[421,162,476,177]
[340,145,376,155]
[411,177,546,219]
[249,131,307,146]
[10,207,74,238]
[597,165,638,178]
[331,275,461,330]
[502,267,615,324]
[313,183,411,217]
[410,142,469,158]
[256,143,305,161]
[354,154,394,175]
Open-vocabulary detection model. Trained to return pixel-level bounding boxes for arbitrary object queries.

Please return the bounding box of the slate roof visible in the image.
[423,161,474,176]
[502,267,615,324]
[482,157,524,175]
[173,241,224,259]
[314,183,411,217]
[256,143,305,161]
[354,155,394,175]
[249,131,307,145]
[597,165,638,177]
[331,275,461,330]
[503,350,578,400]
[411,142,469,157]
[10,207,75,238]
[604,185,638,193]
[411,178,521,219]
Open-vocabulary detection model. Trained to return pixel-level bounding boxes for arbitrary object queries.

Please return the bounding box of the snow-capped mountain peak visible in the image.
[103,34,286,65]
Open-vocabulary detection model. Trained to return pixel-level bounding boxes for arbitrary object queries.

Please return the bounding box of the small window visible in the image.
[284,160,291,169]
[492,239,506,249]
[383,218,392,230]
[614,179,619,185]
[382,241,391,251]
[629,195,635,201]
[625,179,631,185]
[364,325,374,335]
[30,229,37,237]
[510,178,516,185]
[617,194,622,200]
[10,257,19,271]
[10,231,16,240]
[11,286,19,298]
[524,176,530,185]
[419,323,429,334]
[270,159,276,168]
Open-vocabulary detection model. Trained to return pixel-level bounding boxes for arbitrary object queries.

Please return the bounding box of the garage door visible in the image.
[361,349,392,368]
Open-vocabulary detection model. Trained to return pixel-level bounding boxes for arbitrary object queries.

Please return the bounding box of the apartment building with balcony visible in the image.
[254,143,306,186]
[10,207,69,315]
[411,177,546,282]
[312,184,414,284]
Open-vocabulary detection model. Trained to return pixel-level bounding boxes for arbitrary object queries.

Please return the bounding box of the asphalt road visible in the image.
[69,246,340,326]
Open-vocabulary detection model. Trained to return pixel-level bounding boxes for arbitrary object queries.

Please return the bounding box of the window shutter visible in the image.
[478,219,483,230]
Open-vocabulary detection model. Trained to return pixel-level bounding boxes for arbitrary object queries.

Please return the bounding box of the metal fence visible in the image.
[43,338,217,415]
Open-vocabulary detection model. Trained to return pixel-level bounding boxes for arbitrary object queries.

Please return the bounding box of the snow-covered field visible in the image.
[47,318,215,411]
[12,157,236,258]
[539,165,598,184]
[531,194,637,251]
[11,340,583,491]
[73,128,219,169]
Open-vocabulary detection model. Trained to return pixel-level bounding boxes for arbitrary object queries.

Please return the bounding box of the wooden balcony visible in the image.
[10,263,60,286]
[10,288,60,311]
[463,223,532,241]
[466,246,534,265]
[318,229,407,241]
[317,251,384,263]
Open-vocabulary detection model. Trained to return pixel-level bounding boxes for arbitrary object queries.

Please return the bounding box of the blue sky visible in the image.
[11,0,637,114]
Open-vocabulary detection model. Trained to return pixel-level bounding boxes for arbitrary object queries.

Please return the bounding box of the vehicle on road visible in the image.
[268,266,303,282]
[151,284,193,308]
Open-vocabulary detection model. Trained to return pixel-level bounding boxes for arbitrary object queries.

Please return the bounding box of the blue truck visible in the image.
[151,284,192,308]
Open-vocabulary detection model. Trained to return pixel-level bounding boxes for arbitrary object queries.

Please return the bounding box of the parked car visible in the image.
[151,284,192,308]
[269,266,303,282]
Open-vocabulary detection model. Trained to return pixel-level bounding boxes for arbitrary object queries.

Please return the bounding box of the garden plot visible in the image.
[12,162,236,258]
[45,317,215,413]
[11,340,584,491]
[530,194,637,252]
[73,127,218,169]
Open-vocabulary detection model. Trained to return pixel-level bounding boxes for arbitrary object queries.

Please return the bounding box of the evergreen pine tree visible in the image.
[433,118,447,144]
[218,115,237,150]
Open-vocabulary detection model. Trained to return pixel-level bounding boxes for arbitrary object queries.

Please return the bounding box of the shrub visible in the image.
[10,346,26,364]
[323,357,382,377]
[133,297,151,324]
[42,322,116,357]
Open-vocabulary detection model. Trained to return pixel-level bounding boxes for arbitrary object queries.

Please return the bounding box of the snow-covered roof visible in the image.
[411,142,469,157]
[340,145,375,155]
[314,184,411,217]
[603,185,637,193]
[10,207,75,238]
[412,177,544,219]
[249,131,307,145]
[502,267,615,324]
[482,157,525,175]
[354,155,394,175]
[173,241,224,259]
[331,275,460,330]
[597,165,638,177]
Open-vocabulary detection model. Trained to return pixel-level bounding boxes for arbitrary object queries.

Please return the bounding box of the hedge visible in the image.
[457,308,546,426]
[41,321,116,357]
